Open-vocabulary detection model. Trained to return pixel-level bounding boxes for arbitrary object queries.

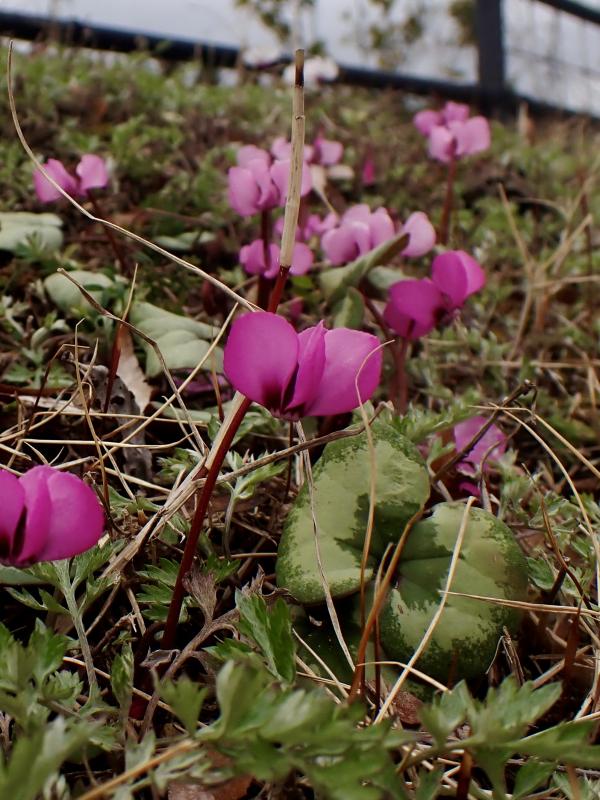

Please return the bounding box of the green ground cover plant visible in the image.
[0,39,599,800]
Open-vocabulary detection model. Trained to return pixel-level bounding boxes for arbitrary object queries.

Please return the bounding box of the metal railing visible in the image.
[477,0,600,114]
[0,2,598,118]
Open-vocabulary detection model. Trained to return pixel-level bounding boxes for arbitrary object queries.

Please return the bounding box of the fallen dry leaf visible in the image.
[116,327,153,412]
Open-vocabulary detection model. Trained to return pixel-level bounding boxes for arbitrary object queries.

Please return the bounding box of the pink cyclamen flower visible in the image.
[223,312,382,420]
[240,239,313,279]
[413,101,470,135]
[0,466,104,566]
[271,135,343,167]
[271,136,314,163]
[454,416,507,477]
[274,211,336,243]
[383,250,485,340]
[322,205,435,266]
[228,147,312,217]
[384,279,444,340]
[431,250,485,309]
[413,101,490,163]
[34,155,109,203]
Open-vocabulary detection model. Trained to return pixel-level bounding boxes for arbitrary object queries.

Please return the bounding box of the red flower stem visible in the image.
[261,208,272,267]
[161,395,252,650]
[438,154,457,246]
[391,336,409,415]
[160,50,305,653]
[267,265,289,312]
[257,276,272,309]
[88,192,130,275]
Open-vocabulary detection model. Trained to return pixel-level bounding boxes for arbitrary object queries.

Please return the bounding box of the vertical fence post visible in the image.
[475,0,506,108]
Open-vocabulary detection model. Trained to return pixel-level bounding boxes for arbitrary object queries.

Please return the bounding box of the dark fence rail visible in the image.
[0,2,598,119]
[533,0,600,25]
[475,0,600,107]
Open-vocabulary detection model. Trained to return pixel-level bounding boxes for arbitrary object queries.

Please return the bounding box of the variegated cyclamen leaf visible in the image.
[276,422,430,604]
[379,502,529,681]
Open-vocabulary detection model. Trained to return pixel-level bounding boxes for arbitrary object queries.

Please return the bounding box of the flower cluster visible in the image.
[0,466,104,566]
[240,239,314,279]
[34,154,109,203]
[384,250,485,339]
[223,311,381,420]
[321,205,435,266]
[413,101,490,163]
[271,134,343,167]
[227,144,312,218]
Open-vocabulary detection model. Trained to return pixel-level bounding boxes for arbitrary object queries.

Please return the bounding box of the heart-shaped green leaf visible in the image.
[276,422,430,604]
[44,269,115,315]
[0,212,63,253]
[379,502,529,681]
[129,301,222,377]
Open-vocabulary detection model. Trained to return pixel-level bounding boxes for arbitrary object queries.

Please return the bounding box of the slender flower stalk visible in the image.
[161,50,307,652]
[413,102,490,245]
[439,152,456,246]
[258,208,273,308]
[391,334,410,415]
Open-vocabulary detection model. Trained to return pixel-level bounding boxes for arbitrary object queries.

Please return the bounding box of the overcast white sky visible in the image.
[0,0,598,113]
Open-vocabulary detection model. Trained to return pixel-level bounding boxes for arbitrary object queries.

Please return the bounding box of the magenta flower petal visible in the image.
[349,221,372,256]
[37,468,104,561]
[285,323,326,413]
[428,126,455,163]
[304,328,382,416]
[227,166,261,216]
[76,154,109,193]
[270,138,314,163]
[269,159,312,204]
[17,467,53,563]
[400,211,436,257]
[237,145,271,168]
[301,213,325,240]
[251,160,280,210]
[413,109,442,136]
[454,416,507,477]
[33,159,79,202]
[431,250,485,309]
[453,116,491,157]
[270,137,292,161]
[322,226,359,266]
[442,101,470,123]
[240,239,280,277]
[368,208,395,247]
[384,279,444,340]
[318,212,339,233]
[343,204,371,224]
[313,136,343,166]
[0,472,25,558]
[290,242,314,276]
[223,312,299,411]
[0,466,104,565]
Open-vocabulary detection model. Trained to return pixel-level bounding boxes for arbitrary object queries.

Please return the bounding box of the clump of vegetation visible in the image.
[0,35,599,800]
